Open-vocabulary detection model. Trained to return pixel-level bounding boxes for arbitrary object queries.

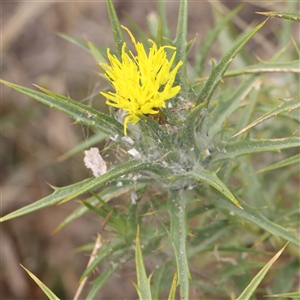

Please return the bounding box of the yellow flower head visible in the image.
[100,25,183,135]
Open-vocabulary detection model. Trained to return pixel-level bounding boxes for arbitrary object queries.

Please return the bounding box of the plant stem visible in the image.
[168,189,190,300]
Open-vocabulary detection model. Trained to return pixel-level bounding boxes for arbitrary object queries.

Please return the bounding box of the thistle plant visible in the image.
[1,1,300,299]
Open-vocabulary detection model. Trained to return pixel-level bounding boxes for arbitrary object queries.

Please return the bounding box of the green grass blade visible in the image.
[236,82,260,136]
[156,17,162,48]
[147,11,159,42]
[81,200,127,234]
[212,137,300,162]
[58,132,107,161]
[174,0,188,95]
[236,244,288,300]
[189,221,231,255]
[256,153,300,173]
[256,11,300,22]
[168,190,190,300]
[150,263,167,299]
[80,242,126,280]
[106,0,125,59]
[20,265,60,300]
[123,15,149,46]
[58,32,107,64]
[196,19,267,106]
[87,39,107,63]
[57,32,105,55]
[268,165,299,203]
[0,80,124,136]
[195,4,243,76]
[135,226,153,300]
[57,32,89,49]
[216,199,300,246]
[53,184,143,233]
[87,267,118,299]
[233,97,300,137]
[240,156,268,207]
[157,0,170,39]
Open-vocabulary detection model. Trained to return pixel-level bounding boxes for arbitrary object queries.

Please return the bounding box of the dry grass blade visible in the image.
[232,97,300,137]
[73,234,103,300]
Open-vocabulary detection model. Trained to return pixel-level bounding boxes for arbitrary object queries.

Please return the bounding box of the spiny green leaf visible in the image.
[222,59,300,78]
[233,97,300,137]
[236,244,288,300]
[267,292,300,298]
[170,166,242,208]
[216,199,300,246]
[256,11,300,22]
[35,85,123,135]
[212,137,300,162]
[256,153,300,173]
[135,226,153,300]
[0,178,93,222]
[106,0,125,59]
[61,160,168,204]
[196,19,267,106]
[20,265,60,300]
[1,160,165,222]
[0,80,124,136]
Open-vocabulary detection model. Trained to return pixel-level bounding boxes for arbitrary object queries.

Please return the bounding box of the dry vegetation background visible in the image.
[1,1,295,299]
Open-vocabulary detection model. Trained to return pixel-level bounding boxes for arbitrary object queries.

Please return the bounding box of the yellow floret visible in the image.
[100,25,182,135]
